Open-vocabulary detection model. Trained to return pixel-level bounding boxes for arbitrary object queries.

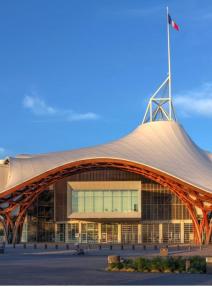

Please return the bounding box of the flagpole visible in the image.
[166,6,172,120]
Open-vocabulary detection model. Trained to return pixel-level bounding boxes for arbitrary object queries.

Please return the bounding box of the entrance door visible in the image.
[121,224,138,244]
[101,224,118,243]
[162,223,181,244]
[81,223,98,243]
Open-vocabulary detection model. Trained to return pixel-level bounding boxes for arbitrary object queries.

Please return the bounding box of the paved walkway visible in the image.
[0,244,212,285]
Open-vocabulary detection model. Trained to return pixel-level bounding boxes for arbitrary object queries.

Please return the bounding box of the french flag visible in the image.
[168,14,179,31]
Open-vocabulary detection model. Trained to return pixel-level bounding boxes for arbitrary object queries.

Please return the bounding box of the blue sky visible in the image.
[1,0,212,158]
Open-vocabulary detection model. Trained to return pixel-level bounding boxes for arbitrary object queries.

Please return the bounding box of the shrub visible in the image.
[134,257,151,272]
[107,255,206,273]
[109,262,123,270]
[173,256,185,273]
[150,256,163,272]
[189,256,206,273]
[160,257,174,272]
[123,259,134,269]
[116,262,124,270]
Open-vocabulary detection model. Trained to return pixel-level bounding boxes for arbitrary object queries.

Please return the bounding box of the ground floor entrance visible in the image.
[52,220,193,244]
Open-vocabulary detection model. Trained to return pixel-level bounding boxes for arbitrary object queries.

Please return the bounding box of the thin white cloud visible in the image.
[23,95,100,122]
[23,96,56,116]
[174,83,212,117]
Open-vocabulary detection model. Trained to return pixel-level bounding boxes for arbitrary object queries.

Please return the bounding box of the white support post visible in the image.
[138,223,142,244]
[79,222,82,244]
[118,224,122,244]
[98,223,101,243]
[167,6,172,120]
[142,7,177,124]
[159,223,163,243]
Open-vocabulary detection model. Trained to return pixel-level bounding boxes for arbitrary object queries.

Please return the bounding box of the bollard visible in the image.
[45,244,47,249]
[177,244,180,250]
[34,244,37,249]
[121,244,124,250]
[132,244,135,250]
[23,243,26,249]
[160,247,168,257]
[188,245,191,251]
[13,244,15,248]
[185,259,190,272]
[66,244,69,250]
[110,245,112,250]
[55,244,58,249]
[143,245,146,250]
[99,244,102,250]
[154,245,158,250]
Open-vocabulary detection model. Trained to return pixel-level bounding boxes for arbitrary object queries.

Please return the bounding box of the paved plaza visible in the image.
[0,244,212,285]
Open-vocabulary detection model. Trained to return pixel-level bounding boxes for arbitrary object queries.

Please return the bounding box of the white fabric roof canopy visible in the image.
[1,121,212,194]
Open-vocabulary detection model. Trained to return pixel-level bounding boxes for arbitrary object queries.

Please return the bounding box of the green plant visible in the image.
[109,262,123,270]
[123,259,134,269]
[107,255,206,273]
[116,262,124,270]
[189,256,206,273]
[134,257,151,272]
[173,256,185,273]
[160,257,173,272]
[150,256,163,272]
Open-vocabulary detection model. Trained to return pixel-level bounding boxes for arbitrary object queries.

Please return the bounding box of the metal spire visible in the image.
[142,7,176,124]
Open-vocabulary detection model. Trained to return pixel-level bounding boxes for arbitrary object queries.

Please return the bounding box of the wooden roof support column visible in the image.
[12,193,41,244]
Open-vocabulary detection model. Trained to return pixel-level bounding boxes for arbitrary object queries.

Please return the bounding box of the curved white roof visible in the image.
[1,120,212,195]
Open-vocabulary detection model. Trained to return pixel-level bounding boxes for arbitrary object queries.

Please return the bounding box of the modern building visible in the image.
[1,103,212,245]
[1,15,212,245]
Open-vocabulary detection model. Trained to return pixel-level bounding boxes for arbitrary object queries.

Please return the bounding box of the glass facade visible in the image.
[101,224,118,243]
[23,188,55,242]
[54,221,193,244]
[56,223,65,242]
[22,169,194,244]
[142,224,160,243]
[184,223,193,243]
[141,184,190,221]
[81,223,98,243]
[162,223,181,244]
[71,190,139,213]
[67,223,79,242]
[121,224,138,244]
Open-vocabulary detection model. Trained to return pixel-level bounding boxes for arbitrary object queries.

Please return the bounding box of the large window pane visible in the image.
[122,191,132,212]
[103,191,112,212]
[72,192,78,212]
[84,196,93,212]
[94,191,103,212]
[71,189,139,213]
[113,191,122,211]
[78,192,84,212]
[131,191,138,211]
